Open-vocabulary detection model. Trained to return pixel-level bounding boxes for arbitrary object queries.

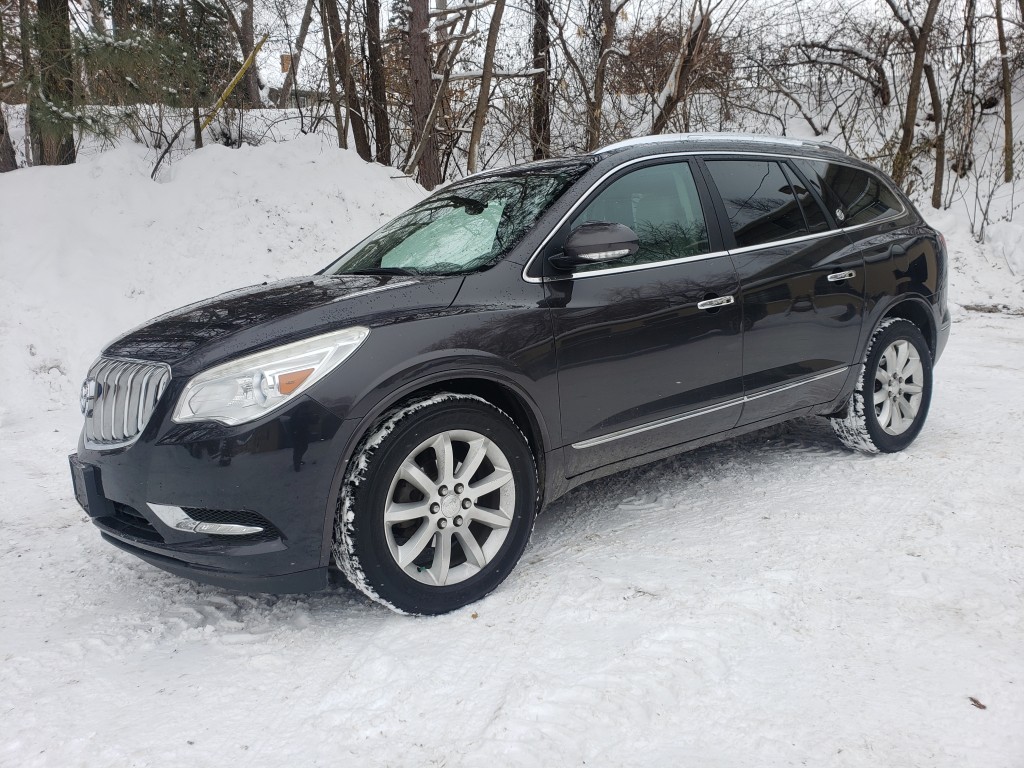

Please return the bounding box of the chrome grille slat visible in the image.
[136,368,154,432]
[133,370,152,436]
[107,361,129,441]
[120,365,139,440]
[82,357,172,450]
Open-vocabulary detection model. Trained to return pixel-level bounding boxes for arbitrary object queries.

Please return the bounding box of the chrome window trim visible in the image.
[522,151,907,285]
[571,366,849,450]
[726,227,840,256]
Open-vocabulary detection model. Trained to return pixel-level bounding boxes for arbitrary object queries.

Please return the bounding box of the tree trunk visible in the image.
[240,0,261,106]
[923,63,943,209]
[365,0,391,165]
[467,0,504,173]
[193,104,204,149]
[530,0,551,160]
[18,0,39,165]
[996,0,1014,183]
[0,107,18,172]
[586,0,619,152]
[402,4,473,179]
[85,0,104,33]
[888,0,940,187]
[112,0,130,38]
[35,0,76,165]
[651,13,710,135]
[408,0,442,188]
[324,0,371,160]
[318,0,346,149]
[278,0,315,108]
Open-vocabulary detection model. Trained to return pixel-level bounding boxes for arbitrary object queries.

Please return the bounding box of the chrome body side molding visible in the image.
[571,367,849,449]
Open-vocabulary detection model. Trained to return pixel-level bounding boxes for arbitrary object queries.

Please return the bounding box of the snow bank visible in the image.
[0,134,425,427]
[924,207,1024,315]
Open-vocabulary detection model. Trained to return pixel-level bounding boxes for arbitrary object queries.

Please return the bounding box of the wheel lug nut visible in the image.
[439,485,449,496]
[454,515,464,527]
[461,498,472,510]
[454,483,464,494]
[430,503,440,514]
[438,518,448,529]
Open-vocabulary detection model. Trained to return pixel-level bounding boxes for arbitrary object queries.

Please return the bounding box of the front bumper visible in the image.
[70,394,354,594]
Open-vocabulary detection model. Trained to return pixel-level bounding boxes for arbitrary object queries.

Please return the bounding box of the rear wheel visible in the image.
[830,318,933,453]
[334,393,538,614]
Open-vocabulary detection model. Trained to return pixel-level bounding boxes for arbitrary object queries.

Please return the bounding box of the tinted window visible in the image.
[570,162,710,272]
[325,161,592,276]
[704,160,808,248]
[782,163,829,233]
[792,159,902,227]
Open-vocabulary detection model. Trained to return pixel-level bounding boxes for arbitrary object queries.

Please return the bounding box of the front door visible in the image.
[543,159,744,476]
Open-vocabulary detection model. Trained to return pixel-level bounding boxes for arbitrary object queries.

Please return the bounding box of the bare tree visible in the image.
[530,0,552,160]
[650,6,711,134]
[884,0,941,187]
[0,107,17,171]
[552,0,631,151]
[995,0,1014,183]
[467,0,505,173]
[318,0,346,149]
[35,0,76,164]
[324,0,371,160]
[277,0,315,108]
[365,0,391,164]
[407,0,442,188]
[218,0,263,106]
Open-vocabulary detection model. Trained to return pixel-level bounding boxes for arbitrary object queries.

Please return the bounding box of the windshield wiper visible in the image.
[346,267,418,276]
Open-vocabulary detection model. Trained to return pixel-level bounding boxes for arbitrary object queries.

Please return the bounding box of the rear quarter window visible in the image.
[792,159,903,227]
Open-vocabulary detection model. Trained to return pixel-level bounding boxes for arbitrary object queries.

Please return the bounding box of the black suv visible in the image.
[69,134,950,614]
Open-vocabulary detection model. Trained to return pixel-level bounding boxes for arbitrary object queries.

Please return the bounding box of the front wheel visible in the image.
[334,393,538,615]
[830,317,934,453]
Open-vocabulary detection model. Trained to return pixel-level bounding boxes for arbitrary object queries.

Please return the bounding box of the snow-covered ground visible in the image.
[1,139,1023,767]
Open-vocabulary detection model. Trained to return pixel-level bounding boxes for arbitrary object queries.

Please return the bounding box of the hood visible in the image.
[103,274,462,373]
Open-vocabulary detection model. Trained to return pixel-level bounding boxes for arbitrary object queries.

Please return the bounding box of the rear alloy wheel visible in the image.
[334,393,538,614]
[830,317,933,453]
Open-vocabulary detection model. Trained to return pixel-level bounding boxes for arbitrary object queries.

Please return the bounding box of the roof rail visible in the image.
[594,132,842,155]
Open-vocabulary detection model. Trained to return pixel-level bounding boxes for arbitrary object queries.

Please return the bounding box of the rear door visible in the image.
[543,158,744,476]
[700,156,865,424]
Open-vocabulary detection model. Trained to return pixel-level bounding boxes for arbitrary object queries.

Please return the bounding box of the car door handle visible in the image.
[827,270,856,282]
[697,295,735,310]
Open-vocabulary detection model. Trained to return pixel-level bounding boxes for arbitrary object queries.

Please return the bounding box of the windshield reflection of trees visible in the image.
[333,163,592,276]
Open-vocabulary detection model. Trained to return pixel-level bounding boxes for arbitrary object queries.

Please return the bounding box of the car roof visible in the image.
[592,132,849,160]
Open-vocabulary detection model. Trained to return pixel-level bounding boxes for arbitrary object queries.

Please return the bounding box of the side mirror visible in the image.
[549,222,639,271]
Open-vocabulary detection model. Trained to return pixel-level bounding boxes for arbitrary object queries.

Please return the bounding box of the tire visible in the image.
[830,317,933,454]
[333,393,538,615]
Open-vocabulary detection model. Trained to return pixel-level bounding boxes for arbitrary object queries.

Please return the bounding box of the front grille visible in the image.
[182,508,283,542]
[84,357,171,448]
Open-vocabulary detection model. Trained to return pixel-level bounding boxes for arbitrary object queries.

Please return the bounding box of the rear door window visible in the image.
[703,159,809,248]
[791,159,902,227]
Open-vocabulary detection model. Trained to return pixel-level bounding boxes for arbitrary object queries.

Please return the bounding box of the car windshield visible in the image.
[323,160,594,277]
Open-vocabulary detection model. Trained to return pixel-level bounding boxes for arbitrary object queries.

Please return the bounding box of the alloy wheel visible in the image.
[873,339,925,436]
[383,429,516,586]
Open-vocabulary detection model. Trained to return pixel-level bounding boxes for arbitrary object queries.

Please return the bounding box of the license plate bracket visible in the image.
[68,454,114,518]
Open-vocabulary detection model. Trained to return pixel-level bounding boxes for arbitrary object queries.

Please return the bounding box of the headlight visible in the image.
[172,326,369,425]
